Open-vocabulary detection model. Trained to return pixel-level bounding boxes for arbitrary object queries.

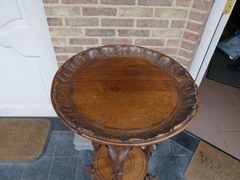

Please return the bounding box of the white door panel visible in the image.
[0,0,58,116]
[0,0,29,35]
[0,46,48,103]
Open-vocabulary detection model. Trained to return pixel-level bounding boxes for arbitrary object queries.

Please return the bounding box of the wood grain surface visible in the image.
[51,45,199,146]
[93,146,147,180]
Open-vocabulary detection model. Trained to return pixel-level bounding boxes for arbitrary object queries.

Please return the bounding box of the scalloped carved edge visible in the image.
[51,45,200,144]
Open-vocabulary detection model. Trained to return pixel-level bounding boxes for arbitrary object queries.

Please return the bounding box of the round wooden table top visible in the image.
[51,45,199,146]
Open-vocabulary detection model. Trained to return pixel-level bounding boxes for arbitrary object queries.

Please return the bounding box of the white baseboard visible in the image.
[0,104,57,117]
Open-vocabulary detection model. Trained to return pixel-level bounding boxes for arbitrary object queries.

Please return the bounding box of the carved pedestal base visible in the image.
[144,173,159,180]
[85,165,159,180]
[84,165,99,180]
[85,145,159,180]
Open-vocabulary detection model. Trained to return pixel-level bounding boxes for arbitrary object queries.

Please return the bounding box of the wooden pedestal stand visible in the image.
[85,142,157,180]
[51,45,199,180]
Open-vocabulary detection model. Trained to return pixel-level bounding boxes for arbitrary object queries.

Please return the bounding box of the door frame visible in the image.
[189,0,236,85]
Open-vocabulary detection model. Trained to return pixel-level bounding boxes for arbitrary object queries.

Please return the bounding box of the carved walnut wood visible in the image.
[93,145,147,180]
[51,45,199,146]
[108,146,132,179]
[51,45,200,180]
[144,145,155,159]
[84,165,99,180]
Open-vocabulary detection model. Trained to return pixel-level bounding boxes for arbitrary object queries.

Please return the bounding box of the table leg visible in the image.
[85,141,101,180]
[85,144,158,180]
[84,165,99,180]
[144,144,155,159]
[108,145,132,180]
[144,144,159,180]
[92,141,101,150]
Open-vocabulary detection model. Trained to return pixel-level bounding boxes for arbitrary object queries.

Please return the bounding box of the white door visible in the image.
[0,0,58,116]
[189,0,235,85]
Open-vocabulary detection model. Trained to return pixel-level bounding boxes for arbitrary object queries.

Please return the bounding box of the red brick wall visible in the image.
[43,0,214,69]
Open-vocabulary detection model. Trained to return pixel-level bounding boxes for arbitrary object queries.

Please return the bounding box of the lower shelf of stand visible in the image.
[93,145,148,180]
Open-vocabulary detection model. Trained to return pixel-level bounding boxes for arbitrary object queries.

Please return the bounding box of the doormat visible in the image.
[207,49,240,88]
[0,118,52,162]
[184,141,240,180]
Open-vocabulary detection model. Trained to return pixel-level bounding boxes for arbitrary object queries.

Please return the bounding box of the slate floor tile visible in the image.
[48,118,71,131]
[148,156,183,180]
[44,135,58,157]
[21,157,53,180]
[175,154,193,177]
[153,140,174,156]
[76,150,94,180]
[171,131,199,153]
[49,157,78,180]
[172,141,193,155]
[55,133,79,157]
[0,163,25,180]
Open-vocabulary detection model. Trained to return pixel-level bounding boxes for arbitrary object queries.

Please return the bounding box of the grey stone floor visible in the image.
[0,118,200,180]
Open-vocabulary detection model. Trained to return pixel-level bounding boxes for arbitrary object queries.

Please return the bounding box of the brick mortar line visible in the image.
[176,0,194,61]
[184,29,201,35]
[177,55,192,61]
[172,0,177,6]
[187,19,204,25]
[60,37,171,40]
[61,17,65,26]
[55,50,179,54]
[181,38,201,44]
[47,16,189,20]
[44,4,190,10]
[179,48,196,53]
[54,48,180,54]
[49,27,186,30]
[190,8,209,13]
[54,41,175,46]
[106,17,186,20]
[59,27,185,30]
[44,4,188,8]
[51,36,188,46]
[53,39,180,45]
